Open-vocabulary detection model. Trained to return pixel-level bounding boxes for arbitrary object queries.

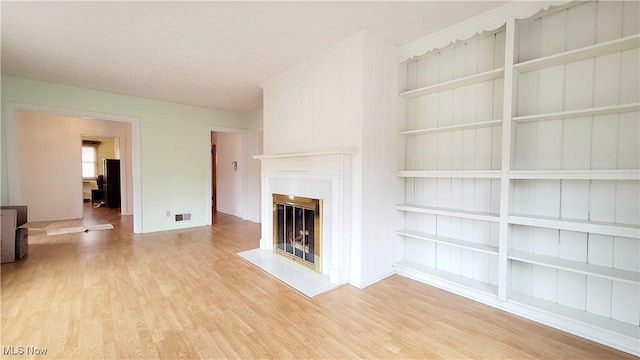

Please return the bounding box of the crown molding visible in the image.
[397,0,573,62]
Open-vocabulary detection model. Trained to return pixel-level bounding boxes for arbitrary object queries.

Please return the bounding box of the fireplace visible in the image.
[272,194,322,273]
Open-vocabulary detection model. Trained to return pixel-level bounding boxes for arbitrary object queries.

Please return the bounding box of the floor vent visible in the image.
[175,213,192,221]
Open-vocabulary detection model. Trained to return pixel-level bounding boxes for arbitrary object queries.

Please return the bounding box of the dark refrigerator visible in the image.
[103,159,121,208]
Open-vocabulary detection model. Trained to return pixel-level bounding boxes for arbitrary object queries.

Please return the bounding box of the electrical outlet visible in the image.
[166,210,170,217]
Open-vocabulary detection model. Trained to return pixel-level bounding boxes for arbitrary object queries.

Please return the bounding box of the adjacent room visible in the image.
[1,1,638,358]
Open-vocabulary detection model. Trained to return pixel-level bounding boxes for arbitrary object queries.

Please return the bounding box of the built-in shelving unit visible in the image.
[397,25,504,303]
[397,0,639,355]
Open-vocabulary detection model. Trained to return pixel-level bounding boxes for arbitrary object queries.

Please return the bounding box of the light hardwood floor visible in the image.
[1,204,635,359]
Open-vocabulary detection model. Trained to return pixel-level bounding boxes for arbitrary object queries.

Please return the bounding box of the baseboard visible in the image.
[351,267,395,289]
[216,208,241,217]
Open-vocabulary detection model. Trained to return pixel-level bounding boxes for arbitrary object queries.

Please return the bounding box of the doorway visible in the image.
[211,143,217,210]
[81,136,120,214]
[6,103,141,232]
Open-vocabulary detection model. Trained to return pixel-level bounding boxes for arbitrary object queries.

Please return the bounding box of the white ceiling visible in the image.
[1,1,506,113]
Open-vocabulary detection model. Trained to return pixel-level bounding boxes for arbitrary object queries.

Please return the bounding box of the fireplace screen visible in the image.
[273,194,321,273]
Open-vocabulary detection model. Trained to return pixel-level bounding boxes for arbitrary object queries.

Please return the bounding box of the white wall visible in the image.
[17,111,133,221]
[243,109,263,223]
[216,132,243,217]
[261,31,398,287]
[359,37,401,286]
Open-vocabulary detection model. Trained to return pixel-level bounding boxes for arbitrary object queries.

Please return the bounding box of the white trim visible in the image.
[397,1,572,62]
[4,102,142,233]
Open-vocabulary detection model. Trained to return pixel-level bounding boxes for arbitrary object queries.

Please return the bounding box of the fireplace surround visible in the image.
[255,149,353,284]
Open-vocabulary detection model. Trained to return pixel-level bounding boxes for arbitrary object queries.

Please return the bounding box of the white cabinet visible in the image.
[396,0,639,355]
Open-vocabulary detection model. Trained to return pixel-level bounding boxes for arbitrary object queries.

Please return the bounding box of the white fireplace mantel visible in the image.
[254,149,353,285]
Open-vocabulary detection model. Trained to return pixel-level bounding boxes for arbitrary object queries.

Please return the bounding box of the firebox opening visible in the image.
[272,194,322,273]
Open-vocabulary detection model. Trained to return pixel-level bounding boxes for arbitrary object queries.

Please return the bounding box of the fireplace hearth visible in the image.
[272,194,321,273]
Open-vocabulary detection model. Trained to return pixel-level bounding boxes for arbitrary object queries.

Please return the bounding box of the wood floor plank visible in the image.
[1,204,636,359]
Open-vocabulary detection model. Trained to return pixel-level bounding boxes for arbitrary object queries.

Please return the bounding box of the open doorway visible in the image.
[81,136,121,216]
[210,130,243,220]
[10,109,133,223]
[211,143,217,210]
[6,104,141,232]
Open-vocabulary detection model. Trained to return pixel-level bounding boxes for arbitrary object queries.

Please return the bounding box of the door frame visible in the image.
[4,102,143,233]
[211,143,217,209]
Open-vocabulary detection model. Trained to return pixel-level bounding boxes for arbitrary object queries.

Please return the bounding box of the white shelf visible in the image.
[514,34,640,74]
[509,170,640,181]
[509,250,639,284]
[397,170,501,179]
[395,260,498,296]
[398,203,500,222]
[399,68,504,98]
[513,103,640,124]
[509,214,640,239]
[398,229,499,255]
[508,292,640,340]
[399,119,502,136]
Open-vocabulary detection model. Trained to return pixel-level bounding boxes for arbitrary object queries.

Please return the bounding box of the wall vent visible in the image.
[175,213,192,221]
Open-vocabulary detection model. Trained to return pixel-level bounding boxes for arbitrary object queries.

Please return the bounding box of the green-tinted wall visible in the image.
[1,76,247,232]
